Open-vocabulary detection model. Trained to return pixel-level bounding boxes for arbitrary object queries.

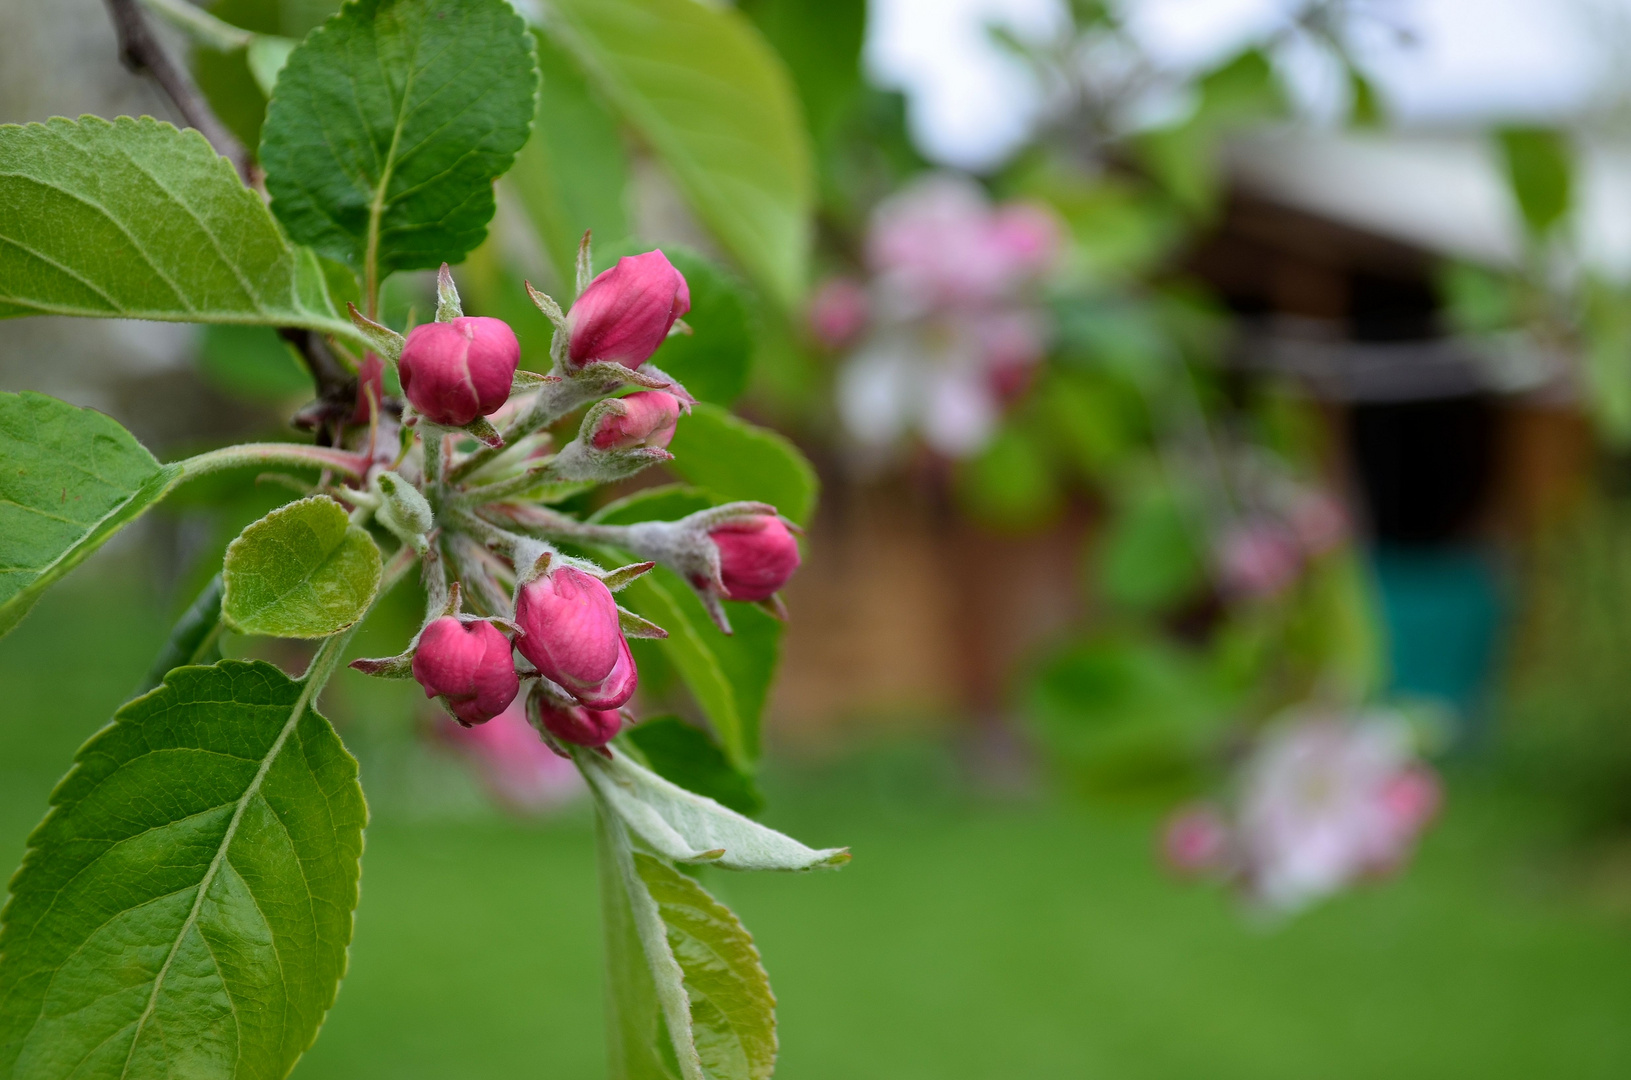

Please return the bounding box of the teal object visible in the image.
[1371,544,1504,729]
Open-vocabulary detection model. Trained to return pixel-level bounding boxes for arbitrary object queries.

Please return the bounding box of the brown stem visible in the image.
[103,0,251,181]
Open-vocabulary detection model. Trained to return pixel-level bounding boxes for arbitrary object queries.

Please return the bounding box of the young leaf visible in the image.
[222,495,382,638]
[260,0,539,278]
[0,117,356,341]
[596,807,704,1080]
[0,659,367,1079]
[506,33,631,282]
[542,0,814,309]
[665,404,817,526]
[1497,126,1573,239]
[625,717,766,817]
[0,392,184,639]
[635,854,777,1080]
[578,746,848,871]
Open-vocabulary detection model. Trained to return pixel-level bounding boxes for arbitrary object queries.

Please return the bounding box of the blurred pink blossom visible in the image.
[1162,804,1231,875]
[1216,521,1304,599]
[1236,713,1440,913]
[835,174,1062,460]
[808,277,871,349]
[438,699,585,813]
[1288,490,1350,557]
[867,175,1060,309]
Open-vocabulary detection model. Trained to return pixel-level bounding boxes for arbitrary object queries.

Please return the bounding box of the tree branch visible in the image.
[103,0,251,181]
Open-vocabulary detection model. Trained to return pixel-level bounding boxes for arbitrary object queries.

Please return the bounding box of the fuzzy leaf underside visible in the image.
[0,660,367,1080]
[543,0,813,308]
[0,392,183,639]
[260,0,539,274]
[222,496,382,639]
[0,117,349,338]
[580,748,847,872]
[634,854,777,1080]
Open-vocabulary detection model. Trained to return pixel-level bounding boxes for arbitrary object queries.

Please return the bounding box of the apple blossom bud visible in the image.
[398,316,520,426]
[533,696,624,748]
[711,515,801,602]
[590,391,682,451]
[412,616,520,726]
[567,250,690,370]
[514,566,638,709]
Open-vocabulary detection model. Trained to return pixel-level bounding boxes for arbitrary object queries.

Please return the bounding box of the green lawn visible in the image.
[4,559,1630,1078]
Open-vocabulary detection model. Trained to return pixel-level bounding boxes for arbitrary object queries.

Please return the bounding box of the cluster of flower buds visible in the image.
[342,243,802,771]
[812,173,1063,459]
[1161,708,1441,915]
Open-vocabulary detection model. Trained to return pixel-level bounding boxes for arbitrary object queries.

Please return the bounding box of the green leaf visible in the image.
[579,747,847,870]
[543,0,814,308]
[634,854,777,1080]
[955,423,1062,530]
[1026,636,1227,796]
[197,325,312,401]
[1497,126,1573,238]
[739,0,865,141]
[260,0,539,276]
[596,807,701,1080]
[506,32,630,283]
[665,404,817,525]
[625,717,766,817]
[0,117,354,340]
[0,392,183,639]
[1096,481,1205,611]
[140,574,226,694]
[0,659,367,1079]
[222,495,382,638]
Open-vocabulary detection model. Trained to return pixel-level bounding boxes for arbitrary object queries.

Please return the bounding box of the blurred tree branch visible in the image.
[102,0,251,181]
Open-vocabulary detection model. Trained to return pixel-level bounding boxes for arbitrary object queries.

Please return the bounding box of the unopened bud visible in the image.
[372,470,433,552]
[533,695,624,748]
[711,515,801,602]
[412,616,520,726]
[567,250,690,370]
[590,390,682,451]
[399,316,520,426]
[514,566,638,709]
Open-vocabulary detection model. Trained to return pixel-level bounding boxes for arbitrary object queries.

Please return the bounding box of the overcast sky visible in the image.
[866,0,1626,170]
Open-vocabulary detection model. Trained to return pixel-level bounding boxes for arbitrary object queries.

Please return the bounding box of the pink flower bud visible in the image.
[398,316,520,427]
[711,515,801,602]
[1162,804,1230,875]
[567,250,691,370]
[807,277,870,348]
[590,391,683,451]
[411,616,520,726]
[534,697,624,748]
[514,566,638,709]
